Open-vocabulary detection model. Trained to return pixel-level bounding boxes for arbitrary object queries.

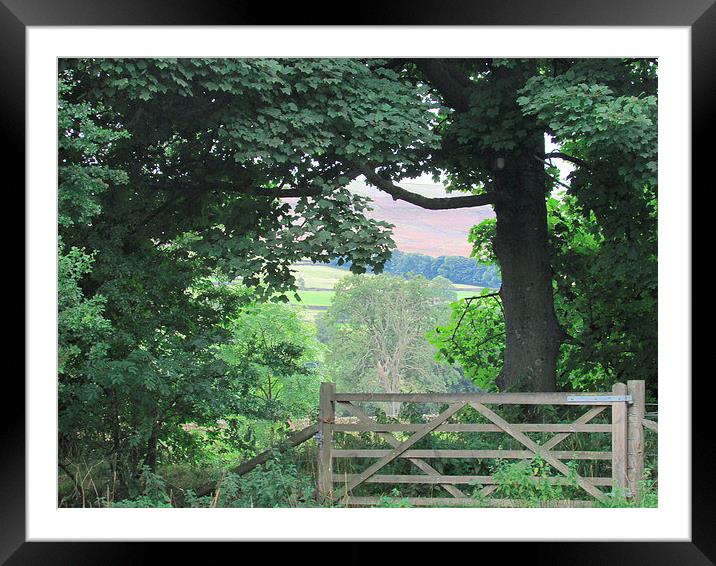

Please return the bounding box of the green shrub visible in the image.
[111,467,173,508]
[183,450,317,508]
[490,456,577,507]
[374,488,413,508]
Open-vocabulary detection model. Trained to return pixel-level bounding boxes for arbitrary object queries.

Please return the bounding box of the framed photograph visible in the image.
[10,0,706,562]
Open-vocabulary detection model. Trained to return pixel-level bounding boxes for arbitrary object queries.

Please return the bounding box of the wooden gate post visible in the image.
[317,382,336,502]
[611,382,628,496]
[627,380,646,501]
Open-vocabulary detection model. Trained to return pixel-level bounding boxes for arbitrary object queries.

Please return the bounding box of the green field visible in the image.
[454,289,485,300]
[288,290,334,307]
[291,262,353,289]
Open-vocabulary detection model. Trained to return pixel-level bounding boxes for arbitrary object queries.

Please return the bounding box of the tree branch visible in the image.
[360,166,499,210]
[533,155,572,191]
[470,331,507,350]
[462,292,501,303]
[450,292,502,339]
[543,151,590,170]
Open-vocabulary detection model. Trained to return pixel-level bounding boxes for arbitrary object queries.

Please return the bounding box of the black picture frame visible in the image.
[7,0,706,562]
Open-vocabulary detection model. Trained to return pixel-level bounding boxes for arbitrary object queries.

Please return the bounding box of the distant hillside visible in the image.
[347,179,495,257]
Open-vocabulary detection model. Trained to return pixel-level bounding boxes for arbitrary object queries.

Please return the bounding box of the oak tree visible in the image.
[61,57,656,397]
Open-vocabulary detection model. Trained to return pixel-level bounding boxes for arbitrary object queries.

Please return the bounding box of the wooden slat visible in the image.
[332,449,612,460]
[341,497,596,508]
[335,392,616,404]
[342,403,466,493]
[333,474,613,486]
[339,402,467,498]
[469,402,608,502]
[332,422,611,433]
[542,406,608,450]
[611,383,629,494]
[642,418,658,432]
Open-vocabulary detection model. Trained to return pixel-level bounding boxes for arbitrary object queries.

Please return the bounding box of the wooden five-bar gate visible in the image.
[317,380,654,507]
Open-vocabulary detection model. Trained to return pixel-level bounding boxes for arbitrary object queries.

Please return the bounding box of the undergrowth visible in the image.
[58,405,658,509]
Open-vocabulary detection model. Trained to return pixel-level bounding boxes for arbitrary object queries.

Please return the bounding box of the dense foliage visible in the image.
[59,58,443,293]
[60,75,280,497]
[57,57,439,498]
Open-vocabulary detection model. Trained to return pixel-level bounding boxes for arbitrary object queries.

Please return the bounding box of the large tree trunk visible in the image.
[492,147,563,392]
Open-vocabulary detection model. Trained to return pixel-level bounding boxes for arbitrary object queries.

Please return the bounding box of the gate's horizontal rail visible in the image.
[341,497,596,508]
[332,423,612,433]
[332,474,613,486]
[334,392,620,404]
[333,449,612,460]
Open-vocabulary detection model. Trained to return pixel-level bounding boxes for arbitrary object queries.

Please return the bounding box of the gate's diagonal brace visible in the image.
[343,403,467,494]
[470,402,608,503]
[479,405,608,498]
[542,406,608,451]
[339,402,467,498]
